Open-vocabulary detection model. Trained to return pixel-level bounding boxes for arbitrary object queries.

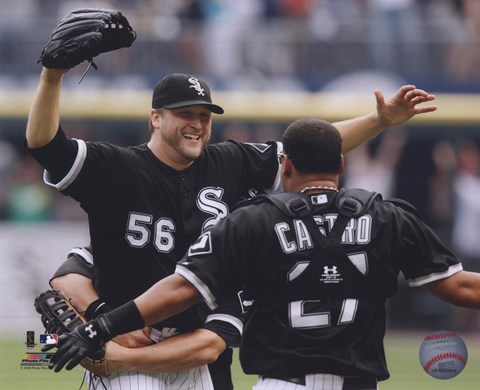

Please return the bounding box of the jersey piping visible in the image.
[406,263,463,287]
[205,314,243,335]
[67,246,94,265]
[176,264,217,310]
[43,138,87,191]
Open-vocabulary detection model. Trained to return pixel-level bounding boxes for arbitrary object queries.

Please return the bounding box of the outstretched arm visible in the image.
[44,274,203,372]
[86,329,226,375]
[334,85,437,153]
[424,270,480,310]
[52,271,235,376]
[134,274,202,326]
[26,68,67,148]
[51,270,233,375]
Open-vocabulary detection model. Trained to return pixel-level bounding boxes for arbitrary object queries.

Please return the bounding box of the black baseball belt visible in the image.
[262,375,377,389]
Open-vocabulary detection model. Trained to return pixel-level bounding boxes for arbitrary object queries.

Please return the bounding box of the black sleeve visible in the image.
[203,320,241,348]
[49,246,94,286]
[393,206,461,282]
[243,141,282,192]
[202,294,244,348]
[25,126,79,184]
[238,140,281,193]
[214,140,281,196]
[384,197,421,218]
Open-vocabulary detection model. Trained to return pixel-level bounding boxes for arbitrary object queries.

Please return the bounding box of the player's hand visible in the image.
[375,85,437,128]
[112,327,154,348]
[42,319,107,372]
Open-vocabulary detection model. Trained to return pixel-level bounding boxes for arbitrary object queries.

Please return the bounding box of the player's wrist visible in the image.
[100,301,145,341]
[40,67,66,81]
[85,298,112,320]
[94,315,116,343]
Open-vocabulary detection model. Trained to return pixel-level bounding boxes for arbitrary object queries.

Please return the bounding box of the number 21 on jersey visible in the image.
[287,256,365,329]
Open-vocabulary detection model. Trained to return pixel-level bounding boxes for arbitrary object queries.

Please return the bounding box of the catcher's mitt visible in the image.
[38,8,136,70]
[34,289,109,375]
[34,289,84,334]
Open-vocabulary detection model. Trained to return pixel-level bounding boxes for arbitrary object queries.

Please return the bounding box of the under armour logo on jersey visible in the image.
[188,231,212,256]
[85,324,97,339]
[188,77,205,96]
[320,265,343,284]
[323,266,338,275]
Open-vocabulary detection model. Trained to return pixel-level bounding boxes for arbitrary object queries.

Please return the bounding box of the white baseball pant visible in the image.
[87,365,214,390]
[252,374,379,390]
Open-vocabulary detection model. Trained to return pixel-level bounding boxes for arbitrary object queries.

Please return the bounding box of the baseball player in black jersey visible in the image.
[27,64,436,389]
[44,117,480,389]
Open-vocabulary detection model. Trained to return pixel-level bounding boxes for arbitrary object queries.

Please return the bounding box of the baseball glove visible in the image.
[38,8,136,70]
[34,289,109,375]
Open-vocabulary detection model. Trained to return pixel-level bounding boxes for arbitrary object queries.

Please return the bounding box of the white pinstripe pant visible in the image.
[252,374,379,390]
[87,365,214,390]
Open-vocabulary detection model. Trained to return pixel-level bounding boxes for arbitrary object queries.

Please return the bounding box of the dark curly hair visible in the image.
[282,118,342,174]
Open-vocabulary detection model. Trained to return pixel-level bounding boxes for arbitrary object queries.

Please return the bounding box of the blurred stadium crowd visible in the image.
[1,0,480,91]
[3,0,480,331]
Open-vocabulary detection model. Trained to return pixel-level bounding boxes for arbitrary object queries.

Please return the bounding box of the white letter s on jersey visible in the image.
[197,187,229,231]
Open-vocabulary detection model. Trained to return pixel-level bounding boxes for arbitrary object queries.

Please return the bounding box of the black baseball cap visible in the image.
[152,73,224,114]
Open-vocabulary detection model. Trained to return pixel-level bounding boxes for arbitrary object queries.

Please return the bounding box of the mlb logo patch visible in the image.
[39,333,58,344]
[311,194,328,205]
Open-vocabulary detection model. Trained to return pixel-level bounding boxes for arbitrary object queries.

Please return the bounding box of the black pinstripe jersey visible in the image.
[175,190,462,381]
[28,127,280,332]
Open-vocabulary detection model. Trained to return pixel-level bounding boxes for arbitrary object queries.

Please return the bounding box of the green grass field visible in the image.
[2,332,479,389]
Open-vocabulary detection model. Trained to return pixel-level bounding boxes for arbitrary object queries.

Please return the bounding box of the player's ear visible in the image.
[283,155,293,177]
[150,109,163,134]
[151,109,160,123]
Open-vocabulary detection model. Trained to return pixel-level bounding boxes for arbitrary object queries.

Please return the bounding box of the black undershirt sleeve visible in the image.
[49,251,94,284]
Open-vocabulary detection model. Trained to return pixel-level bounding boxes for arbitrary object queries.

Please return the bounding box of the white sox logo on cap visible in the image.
[151,73,224,114]
[188,77,205,96]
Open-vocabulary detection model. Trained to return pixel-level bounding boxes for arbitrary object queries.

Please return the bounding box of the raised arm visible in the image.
[335,85,437,153]
[26,68,67,148]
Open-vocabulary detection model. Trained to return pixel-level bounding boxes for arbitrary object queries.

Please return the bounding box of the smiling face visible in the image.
[150,106,213,170]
